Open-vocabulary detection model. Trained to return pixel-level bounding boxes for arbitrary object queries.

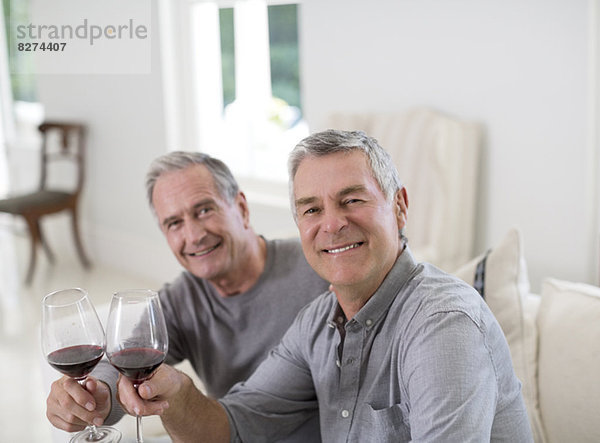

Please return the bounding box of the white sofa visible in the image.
[455,228,600,443]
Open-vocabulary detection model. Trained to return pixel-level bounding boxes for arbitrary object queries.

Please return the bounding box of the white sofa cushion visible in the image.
[454,228,545,442]
[537,278,600,443]
[521,292,543,442]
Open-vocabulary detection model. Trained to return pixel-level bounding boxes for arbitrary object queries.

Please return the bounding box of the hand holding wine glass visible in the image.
[41,288,122,443]
[106,289,168,443]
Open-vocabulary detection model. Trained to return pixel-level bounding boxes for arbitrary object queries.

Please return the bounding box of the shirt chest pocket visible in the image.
[357,402,411,442]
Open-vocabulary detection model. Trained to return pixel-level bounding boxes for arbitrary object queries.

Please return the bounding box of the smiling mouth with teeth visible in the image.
[188,242,221,257]
[323,242,363,254]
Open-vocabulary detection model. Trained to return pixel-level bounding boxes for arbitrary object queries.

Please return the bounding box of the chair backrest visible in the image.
[325,107,483,272]
[38,121,86,194]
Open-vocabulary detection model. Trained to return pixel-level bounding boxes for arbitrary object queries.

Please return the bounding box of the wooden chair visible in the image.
[0,121,91,284]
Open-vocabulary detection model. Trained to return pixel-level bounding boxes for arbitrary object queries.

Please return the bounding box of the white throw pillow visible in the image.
[521,292,543,439]
[537,278,600,443]
[453,228,545,442]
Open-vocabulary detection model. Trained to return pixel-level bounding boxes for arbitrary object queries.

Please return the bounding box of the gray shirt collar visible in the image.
[328,246,420,330]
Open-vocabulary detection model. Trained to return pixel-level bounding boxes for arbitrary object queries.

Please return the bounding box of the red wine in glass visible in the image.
[47,344,104,380]
[106,289,168,443]
[109,347,166,387]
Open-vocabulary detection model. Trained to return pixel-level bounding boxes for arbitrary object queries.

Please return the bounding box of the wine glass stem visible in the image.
[87,424,104,441]
[136,415,144,443]
[76,379,105,441]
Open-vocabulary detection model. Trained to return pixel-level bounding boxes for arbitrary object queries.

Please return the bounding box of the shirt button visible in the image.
[341,409,350,418]
[365,319,373,327]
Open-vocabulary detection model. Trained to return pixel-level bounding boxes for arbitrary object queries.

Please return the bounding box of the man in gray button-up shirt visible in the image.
[117,130,533,442]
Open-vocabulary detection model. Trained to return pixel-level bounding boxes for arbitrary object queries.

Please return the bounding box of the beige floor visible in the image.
[0,229,163,442]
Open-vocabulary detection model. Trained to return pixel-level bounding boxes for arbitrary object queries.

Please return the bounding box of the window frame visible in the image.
[158,0,304,210]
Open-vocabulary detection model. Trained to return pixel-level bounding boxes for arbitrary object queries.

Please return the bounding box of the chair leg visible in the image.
[23,216,41,285]
[70,206,91,269]
[37,220,56,263]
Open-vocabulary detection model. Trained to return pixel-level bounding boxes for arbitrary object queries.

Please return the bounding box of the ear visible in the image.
[235,191,251,228]
[394,187,408,231]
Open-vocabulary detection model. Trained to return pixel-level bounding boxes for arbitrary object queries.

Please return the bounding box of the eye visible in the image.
[166,219,181,230]
[196,206,213,217]
[343,198,362,205]
[303,207,320,215]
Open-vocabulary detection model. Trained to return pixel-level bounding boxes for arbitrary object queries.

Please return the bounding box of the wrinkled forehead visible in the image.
[293,151,379,197]
[153,165,229,214]
[296,148,377,182]
[155,163,219,195]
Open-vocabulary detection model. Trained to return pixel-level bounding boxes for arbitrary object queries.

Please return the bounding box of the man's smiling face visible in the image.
[293,150,407,295]
[152,164,250,282]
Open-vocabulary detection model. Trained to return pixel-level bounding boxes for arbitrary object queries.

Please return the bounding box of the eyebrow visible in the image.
[161,213,179,228]
[160,198,215,227]
[294,195,317,208]
[338,184,367,197]
[294,184,368,208]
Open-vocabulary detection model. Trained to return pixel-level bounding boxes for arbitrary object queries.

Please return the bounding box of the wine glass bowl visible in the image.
[107,347,166,388]
[106,289,168,443]
[46,343,104,381]
[42,288,105,382]
[41,288,122,443]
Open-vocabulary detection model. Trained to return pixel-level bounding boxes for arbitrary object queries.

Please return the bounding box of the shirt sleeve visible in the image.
[402,309,499,442]
[158,284,187,366]
[219,315,319,443]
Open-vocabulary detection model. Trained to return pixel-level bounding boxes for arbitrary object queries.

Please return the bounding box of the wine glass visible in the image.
[105,289,168,443]
[41,288,122,443]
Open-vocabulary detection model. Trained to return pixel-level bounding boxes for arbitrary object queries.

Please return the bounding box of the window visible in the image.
[2,0,37,102]
[185,0,306,183]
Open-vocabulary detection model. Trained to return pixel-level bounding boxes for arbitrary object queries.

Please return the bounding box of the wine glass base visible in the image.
[69,426,122,443]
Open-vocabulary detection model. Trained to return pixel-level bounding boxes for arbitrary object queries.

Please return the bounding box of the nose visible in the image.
[322,206,347,234]
[183,219,206,245]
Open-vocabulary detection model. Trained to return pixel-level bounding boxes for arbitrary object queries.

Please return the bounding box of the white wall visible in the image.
[300,0,595,291]
[33,0,181,285]
[29,0,597,291]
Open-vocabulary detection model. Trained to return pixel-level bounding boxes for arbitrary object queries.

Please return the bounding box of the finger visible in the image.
[116,375,143,415]
[84,377,99,394]
[138,364,181,400]
[84,378,111,405]
[117,375,168,417]
[138,397,170,417]
[62,378,97,413]
[52,377,105,426]
[137,380,170,415]
[46,393,90,431]
[137,375,165,400]
[47,411,87,433]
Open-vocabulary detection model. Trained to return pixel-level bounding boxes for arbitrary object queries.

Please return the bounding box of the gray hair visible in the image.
[145,151,239,213]
[288,129,403,219]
